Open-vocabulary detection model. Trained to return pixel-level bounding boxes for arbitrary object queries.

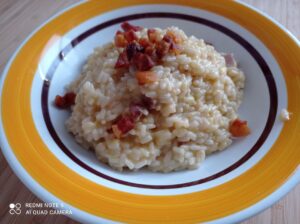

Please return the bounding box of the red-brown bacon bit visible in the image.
[229,119,250,137]
[55,95,65,108]
[138,38,152,48]
[112,105,144,138]
[114,23,185,69]
[132,53,155,71]
[114,31,128,47]
[113,23,185,86]
[54,92,76,109]
[166,30,183,44]
[147,29,160,43]
[126,42,144,60]
[162,34,173,43]
[112,116,134,138]
[111,124,122,138]
[115,116,135,134]
[124,30,138,43]
[135,71,158,85]
[140,95,155,110]
[223,53,237,67]
[144,45,158,62]
[169,43,182,55]
[162,34,182,55]
[129,105,143,120]
[115,51,130,68]
[111,95,156,138]
[121,22,143,32]
[144,45,155,55]
[156,40,171,58]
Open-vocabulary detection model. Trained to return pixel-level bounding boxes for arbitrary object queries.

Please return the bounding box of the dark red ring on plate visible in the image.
[41,12,278,189]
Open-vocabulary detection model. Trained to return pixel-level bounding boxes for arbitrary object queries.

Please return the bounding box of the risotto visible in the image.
[55,22,249,172]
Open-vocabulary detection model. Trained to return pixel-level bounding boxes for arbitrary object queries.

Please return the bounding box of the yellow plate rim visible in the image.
[0,0,300,223]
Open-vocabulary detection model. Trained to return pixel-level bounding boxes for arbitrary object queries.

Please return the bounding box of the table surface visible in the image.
[0,0,299,223]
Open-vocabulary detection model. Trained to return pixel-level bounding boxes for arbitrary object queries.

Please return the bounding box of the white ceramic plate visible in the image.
[1,1,299,223]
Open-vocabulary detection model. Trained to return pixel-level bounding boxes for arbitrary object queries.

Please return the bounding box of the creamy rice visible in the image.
[65,26,245,172]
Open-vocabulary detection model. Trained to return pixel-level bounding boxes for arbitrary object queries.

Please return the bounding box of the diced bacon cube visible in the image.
[135,71,158,85]
[224,53,237,67]
[162,34,173,43]
[161,34,182,55]
[117,116,135,133]
[115,51,130,68]
[144,45,157,62]
[169,42,182,55]
[138,38,151,48]
[112,124,122,138]
[141,95,155,110]
[156,40,171,58]
[229,119,250,137]
[148,29,160,43]
[166,30,183,44]
[54,95,65,108]
[54,92,76,109]
[124,30,138,43]
[129,105,143,120]
[126,42,144,60]
[112,68,127,82]
[144,45,155,55]
[112,114,136,138]
[133,53,155,71]
[64,92,76,105]
[121,22,143,32]
[114,31,128,48]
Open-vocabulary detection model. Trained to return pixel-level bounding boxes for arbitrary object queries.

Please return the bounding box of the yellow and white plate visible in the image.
[1,1,299,223]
